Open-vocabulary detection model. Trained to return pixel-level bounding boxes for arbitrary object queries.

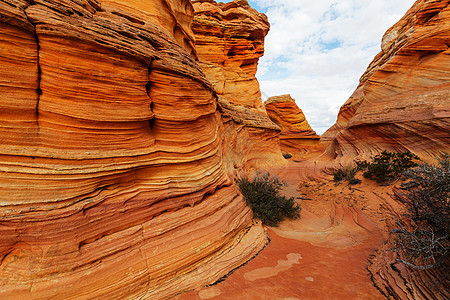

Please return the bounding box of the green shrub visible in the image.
[357,151,420,183]
[390,153,449,269]
[282,153,293,159]
[236,172,301,227]
[333,165,360,184]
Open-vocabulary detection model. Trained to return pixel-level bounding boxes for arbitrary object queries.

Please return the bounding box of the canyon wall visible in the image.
[321,1,450,298]
[265,94,322,159]
[0,0,268,298]
[192,0,285,171]
[322,0,450,164]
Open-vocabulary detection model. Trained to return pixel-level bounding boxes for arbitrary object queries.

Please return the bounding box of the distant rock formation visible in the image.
[322,0,450,163]
[0,0,268,298]
[265,95,322,159]
[192,0,268,109]
[192,0,285,171]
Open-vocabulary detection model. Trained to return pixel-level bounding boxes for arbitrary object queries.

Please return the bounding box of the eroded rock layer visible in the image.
[368,244,450,300]
[219,96,283,172]
[320,0,450,298]
[323,0,450,163]
[365,185,450,300]
[192,0,268,109]
[0,0,268,298]
[192,0,285,170]
[265,95,322,159]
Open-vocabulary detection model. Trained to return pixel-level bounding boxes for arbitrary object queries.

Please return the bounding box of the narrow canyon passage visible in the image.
[176,163,387,300]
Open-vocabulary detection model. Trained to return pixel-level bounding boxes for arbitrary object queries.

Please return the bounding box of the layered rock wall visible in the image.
[320,1,450,298]
[265,95,322,159]
[323,0,450,164]
[192,0,285,171]
[0,0,268,298]
[192,0,268,109]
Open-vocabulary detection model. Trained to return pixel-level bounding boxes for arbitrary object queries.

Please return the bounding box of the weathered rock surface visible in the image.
[192,0,268,109]
[265,95,322,159]
[0,0,268,298]
[219,96,284,171]
[320,1,450,298]
[368,243,450,300]
[192,0,285,171]
[366,185,450,300]
[322,0,450,163]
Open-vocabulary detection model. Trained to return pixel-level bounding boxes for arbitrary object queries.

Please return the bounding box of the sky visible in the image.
[221,0,415,134]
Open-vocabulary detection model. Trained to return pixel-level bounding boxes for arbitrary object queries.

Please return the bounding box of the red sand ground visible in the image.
[176,162,396,300]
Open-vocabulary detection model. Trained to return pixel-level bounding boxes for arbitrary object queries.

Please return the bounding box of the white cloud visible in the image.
[220,0,415,134]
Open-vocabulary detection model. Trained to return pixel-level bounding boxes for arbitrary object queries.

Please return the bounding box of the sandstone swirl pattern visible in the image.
[0,0,268,298]
[265,94,322,159]
[192,0,285,171]
[322,0,450,163]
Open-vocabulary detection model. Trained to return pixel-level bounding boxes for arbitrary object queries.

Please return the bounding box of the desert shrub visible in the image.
[356,151,420,183]
[283,153,293,159]
[390,153,449,269]
[333,165,360,185]
[236,172,300,227]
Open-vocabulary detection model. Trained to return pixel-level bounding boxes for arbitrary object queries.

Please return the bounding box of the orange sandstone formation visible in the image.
[320,1,450,298]
[192,0,285,171]
[192,0,268,109]
[322,0,450,163]
[0,0,268,298]
[265,95,322,159]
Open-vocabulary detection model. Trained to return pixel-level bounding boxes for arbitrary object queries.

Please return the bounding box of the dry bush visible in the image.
[390,153,449,270]
[236,172,300,227]
[333,165,360,185]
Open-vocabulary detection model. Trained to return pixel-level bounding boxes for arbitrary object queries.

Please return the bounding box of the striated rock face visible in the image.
[322,0,450,163]
[365,185,450,300]
[265,95,322,159]
[192,0,268,109]
[368,244,450,300]
[219,96,283,172]
[320,1,450,298]
[0,0,268,298]
[192,0,285,171]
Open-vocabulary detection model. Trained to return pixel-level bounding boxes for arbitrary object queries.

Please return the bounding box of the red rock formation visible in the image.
[368,244,450,300]
[192,0,268,109]
[320,1,450,298]
[0,0,268,298]
[323,0,450,163]
[265,95,322,159]
[219,96,283,172]
[192,0,285,171]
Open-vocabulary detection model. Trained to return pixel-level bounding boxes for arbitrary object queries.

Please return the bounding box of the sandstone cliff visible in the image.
[265,95,322,159]
[320,1,450,298]
[0,0,268,298]
[192,0,285,171]
[322,0,450,164]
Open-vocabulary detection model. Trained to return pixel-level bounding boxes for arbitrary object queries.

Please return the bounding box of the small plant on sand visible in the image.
[282,153,293,159]
[356,150,420,183]
[236,171,301,227]
[333,165,361,185]
[390,153,449,270]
